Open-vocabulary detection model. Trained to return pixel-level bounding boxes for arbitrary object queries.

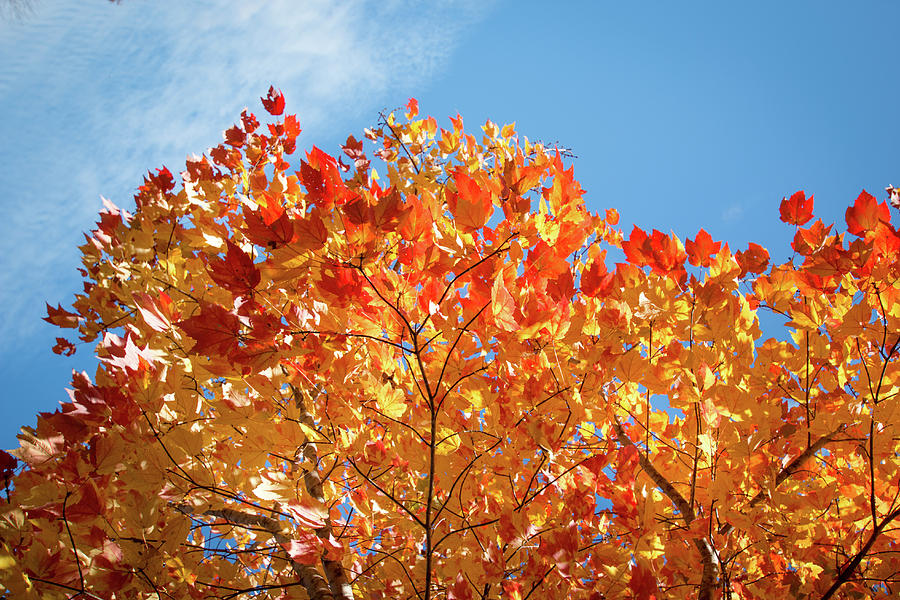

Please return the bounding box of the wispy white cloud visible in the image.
[721,202,745,224]
[0,0,492,353]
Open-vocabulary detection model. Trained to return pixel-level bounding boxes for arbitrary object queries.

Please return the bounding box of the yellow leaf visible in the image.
[378,384,407,419]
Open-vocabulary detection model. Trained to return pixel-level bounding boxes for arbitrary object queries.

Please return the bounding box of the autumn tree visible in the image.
[3,89,900,600]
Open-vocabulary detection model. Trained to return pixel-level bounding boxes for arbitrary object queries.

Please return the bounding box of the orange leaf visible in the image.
[605,207,620,225]
[735,242,769,276]
[405,97,419,118]
[449,168,492,231]
[685,229,721,267]
[696,362,716,391]
[845,189,890,236]
[779,190,814,225]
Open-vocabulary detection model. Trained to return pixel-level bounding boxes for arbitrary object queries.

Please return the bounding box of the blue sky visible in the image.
[1,1,898,449]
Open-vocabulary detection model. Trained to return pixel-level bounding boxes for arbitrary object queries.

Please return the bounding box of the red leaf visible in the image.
[845,189,890,236]
[647,229,685,274]
[624,227,686,279]
[341,134,369,171]
[240,109,259,133]
[735,242,769,277]
[101,332,165,374]
[792,219,831,256]
[0,450,17,479]
[447,572,473,600]
[582,452,609,477]
[293,209,329,252]
[138,167,175,195]
[622,226,650,267]
[323,535,343,561]
[299,160,326,203]
[224,125,246,148]
[44,303,80,328]
[629,561,659,600]
[261,86,286,116]
[318,267,370,306]
[525,240,569,278]
[52,337,76,356]
[779,190,814,225]
[280,533,322,565]
[177,303,242,355]
[207,241,261,295]
[581,253,614,298]
[282,114,301,141]
[685,229,721,267]
[500,581,523,600]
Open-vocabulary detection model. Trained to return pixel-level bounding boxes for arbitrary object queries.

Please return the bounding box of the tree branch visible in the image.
[819,507,900,600]
[613,419,718,600]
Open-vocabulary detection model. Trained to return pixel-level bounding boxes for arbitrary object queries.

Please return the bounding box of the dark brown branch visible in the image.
[819,507,900,600]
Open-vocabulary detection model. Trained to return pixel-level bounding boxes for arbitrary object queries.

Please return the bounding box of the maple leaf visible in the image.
[845,189,890,236]
[51,337,76,356]
[735,242,769,276]
[605,207,620,225]
[261,85,286,116]
[629,562,659,600]
[448,168,493,231]
[500,581,523,600]
[224,125,246,147]
[581,254,615,298]
[43,303,80,328]
[285,500,328,529]
[447,572,473,600]
[491,274,518,331]
[685,228,721,267]
[341,134,370,171]
[405,97,419,118]
[280,533,322,566]
[133,291,174,332]
[779,190,814,225]
[207,241,261,295]
[0,450,16,480]
[176,302,242,355]
[791,219,831,256]
[243,209,296,249]
[101,332,166,374]
[66,481,104,521]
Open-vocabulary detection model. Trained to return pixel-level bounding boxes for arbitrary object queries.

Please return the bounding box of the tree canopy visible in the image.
[3,90,900,600]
